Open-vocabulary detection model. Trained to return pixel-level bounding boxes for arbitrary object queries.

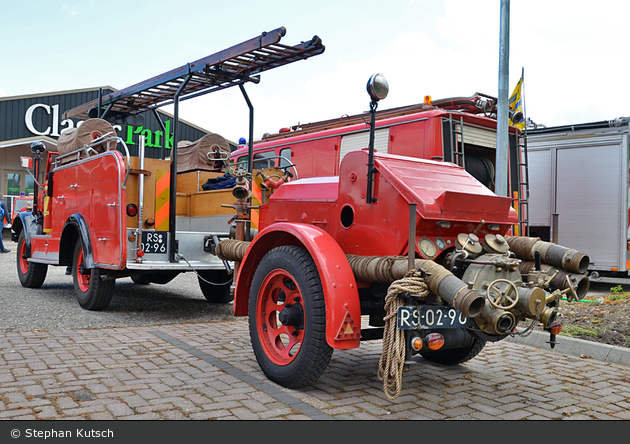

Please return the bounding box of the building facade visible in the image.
[0,87,228,215]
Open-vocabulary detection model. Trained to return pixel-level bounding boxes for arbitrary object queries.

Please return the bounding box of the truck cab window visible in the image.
[253,152,275,169]
[235,151,276,170]
[279,148,292,167]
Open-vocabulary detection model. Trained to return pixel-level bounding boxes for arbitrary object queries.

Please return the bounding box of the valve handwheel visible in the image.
[563,275,580,302]
[486,279,520,310]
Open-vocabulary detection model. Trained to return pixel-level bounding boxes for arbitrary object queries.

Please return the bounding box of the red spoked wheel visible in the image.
[256,269,305,366]
[248,246,332,388]
[72,240,114,310]
[16,230,47,288]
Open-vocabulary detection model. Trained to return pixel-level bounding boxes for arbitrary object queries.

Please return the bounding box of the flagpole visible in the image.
[521,66,526,131]
[496,0,510,198]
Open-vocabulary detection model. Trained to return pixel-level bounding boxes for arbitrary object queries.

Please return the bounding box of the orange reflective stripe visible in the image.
[155,169,170,231]
[250,181,262,229]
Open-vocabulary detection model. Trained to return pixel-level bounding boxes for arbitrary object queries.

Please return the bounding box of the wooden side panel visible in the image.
[177,170,224,194]
[176,193,191,216]
[125,165,234,220]
[125,157,171,229]
[190,190,236,217]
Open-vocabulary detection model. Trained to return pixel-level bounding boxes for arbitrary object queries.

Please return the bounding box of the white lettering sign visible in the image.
[24,103,75,137]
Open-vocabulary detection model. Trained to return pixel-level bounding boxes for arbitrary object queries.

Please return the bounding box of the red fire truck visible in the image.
[12,27,325,310]
[233,93,520,185]
[230,92,534,237]
[14,27,590,397]
[10,194,33,229]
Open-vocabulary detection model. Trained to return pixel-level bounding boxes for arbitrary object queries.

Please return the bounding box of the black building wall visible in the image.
[0,87,231,159]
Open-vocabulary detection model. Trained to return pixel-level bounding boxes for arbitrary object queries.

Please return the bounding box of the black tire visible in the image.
[72,241,114,310]
[198,270,233,304]
[131,275,152,285]
[16,231,48,288]
[248,245,333,388]
[420,338,486,365]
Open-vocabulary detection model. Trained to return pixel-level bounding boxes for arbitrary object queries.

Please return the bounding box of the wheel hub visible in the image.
[278,303,304,328]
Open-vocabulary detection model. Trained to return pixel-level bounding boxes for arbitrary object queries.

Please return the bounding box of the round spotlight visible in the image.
[366,73,389,102]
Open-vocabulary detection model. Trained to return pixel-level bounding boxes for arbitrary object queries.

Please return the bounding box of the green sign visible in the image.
[124,119,174,150]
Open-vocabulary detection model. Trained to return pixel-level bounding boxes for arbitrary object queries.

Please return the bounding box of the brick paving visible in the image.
[1,318,630,420]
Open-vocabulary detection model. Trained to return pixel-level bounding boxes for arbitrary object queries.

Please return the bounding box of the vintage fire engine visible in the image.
[14,27,590,398]
[12,27,324,310]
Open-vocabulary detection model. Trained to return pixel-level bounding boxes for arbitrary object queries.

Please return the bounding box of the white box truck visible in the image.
[526,117,630,283]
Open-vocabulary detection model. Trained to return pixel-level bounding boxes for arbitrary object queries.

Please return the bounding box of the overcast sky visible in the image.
[2,0,628,143]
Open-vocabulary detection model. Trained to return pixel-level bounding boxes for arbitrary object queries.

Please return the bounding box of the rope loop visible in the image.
[377,269,429,400]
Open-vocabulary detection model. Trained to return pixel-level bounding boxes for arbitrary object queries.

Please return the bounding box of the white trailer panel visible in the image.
[527,125,630,277]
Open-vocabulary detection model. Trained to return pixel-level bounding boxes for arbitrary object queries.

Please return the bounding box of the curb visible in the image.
[506,330,630,367]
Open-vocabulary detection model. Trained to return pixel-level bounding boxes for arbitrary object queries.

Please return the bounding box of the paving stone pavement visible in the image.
[1,318,630,421]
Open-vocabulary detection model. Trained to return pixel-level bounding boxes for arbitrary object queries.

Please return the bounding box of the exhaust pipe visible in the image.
[505,236,590,274]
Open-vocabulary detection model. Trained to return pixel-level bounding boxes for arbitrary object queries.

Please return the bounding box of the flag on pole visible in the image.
[509,72,525,130]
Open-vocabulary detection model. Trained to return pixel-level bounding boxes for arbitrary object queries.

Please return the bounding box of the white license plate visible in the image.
[397,306,472,330]
[141,231,168,254]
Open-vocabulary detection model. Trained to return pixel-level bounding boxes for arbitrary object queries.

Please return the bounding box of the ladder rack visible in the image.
[63,27,324,120]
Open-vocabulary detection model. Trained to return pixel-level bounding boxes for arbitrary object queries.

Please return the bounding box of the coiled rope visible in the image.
[377,269,429,400]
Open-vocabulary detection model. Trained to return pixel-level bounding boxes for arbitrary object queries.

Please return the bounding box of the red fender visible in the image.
[234,222,361,350]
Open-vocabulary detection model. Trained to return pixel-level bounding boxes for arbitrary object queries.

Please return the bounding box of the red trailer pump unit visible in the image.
[217,75,591,397]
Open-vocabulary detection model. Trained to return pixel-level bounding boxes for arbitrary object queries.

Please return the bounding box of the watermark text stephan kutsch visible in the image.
[18,428,113,438]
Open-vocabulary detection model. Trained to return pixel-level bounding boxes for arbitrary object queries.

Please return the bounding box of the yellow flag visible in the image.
[509,75,525,130]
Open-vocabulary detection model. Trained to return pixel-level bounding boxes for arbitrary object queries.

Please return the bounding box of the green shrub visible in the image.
[560,325,602,338]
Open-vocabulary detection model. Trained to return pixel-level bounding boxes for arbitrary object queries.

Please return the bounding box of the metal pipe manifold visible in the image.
[519,261,590,300]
